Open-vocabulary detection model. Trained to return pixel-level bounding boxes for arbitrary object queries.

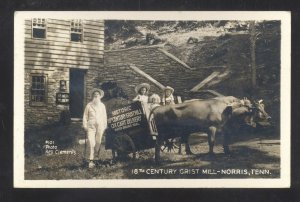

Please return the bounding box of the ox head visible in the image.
[251,99,272,125]
[223,105,257,128]
[223,98,271,128]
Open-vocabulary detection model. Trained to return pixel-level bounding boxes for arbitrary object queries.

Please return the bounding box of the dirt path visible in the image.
[25,124,280,180]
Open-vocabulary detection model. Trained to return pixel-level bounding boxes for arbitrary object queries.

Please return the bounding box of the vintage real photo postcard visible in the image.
[14,11,291,188]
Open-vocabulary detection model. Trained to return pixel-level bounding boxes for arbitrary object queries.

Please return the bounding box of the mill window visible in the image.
[70,20,83,42]
[31,75,47,104]
[32,18,46,39]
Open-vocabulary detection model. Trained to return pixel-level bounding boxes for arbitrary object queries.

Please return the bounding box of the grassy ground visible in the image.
[25,122,280,180]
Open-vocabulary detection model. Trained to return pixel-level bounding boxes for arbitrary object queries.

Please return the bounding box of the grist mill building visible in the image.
[24,18,104,128]
[24,19,227,129]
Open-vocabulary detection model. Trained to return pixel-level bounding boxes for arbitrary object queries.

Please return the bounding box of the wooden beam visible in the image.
[129,64,165,89]
[158,48,195,70]
[190,71,221,92]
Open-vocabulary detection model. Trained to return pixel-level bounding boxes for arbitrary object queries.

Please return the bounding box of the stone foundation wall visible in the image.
[85,64,104,102]
[25,68,69,128]
[104,47,211,99]
[99,64,162,99]
[25,64,102,129]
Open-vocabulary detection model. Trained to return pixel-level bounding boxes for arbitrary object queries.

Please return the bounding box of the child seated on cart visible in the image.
[133,83,159,137]
[149,93,161,111]
[132,82,152,119]
[133,83,150,104]
[162,86,175,105]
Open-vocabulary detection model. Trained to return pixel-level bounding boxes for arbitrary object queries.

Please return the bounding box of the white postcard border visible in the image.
[14,11,291,188]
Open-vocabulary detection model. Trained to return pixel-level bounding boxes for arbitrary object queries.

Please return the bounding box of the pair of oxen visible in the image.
[150,96,271,163]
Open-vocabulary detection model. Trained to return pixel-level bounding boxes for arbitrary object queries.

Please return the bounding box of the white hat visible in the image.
[163,86,174,94]
[91,88,104,99]
[135,83,150,94]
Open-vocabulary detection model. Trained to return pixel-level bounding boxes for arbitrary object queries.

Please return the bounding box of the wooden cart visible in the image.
[105,101,158,159]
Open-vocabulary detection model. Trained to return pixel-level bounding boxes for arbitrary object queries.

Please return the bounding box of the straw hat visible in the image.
[91,88,104,99]
[163,86,174,94]
[134,83,150,94]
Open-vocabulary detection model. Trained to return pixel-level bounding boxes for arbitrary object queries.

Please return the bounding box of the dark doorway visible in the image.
[70,69,85,118]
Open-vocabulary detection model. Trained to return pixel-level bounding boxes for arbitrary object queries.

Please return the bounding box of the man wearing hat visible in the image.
[162,86,175,105]
[83,88,107,168]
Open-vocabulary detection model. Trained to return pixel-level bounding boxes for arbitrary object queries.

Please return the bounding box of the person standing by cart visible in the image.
[83,89,107,169]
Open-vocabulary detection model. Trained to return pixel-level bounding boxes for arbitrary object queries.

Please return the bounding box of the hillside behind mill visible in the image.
[104,20,281,123]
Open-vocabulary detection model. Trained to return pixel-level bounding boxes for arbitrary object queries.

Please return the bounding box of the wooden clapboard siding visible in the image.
[48,19,70,26]
[83,28,103,35]
[84,20,104,26]
[25,28,70,39]
[25,63,90,69]
[25,38,104,50]
[25,20,31,26]
[25,52,103,63]
[25,18,104,69]
[26,19,104,27]
[25,46,103,58]
[24,48,104,59]
[47,27,70,34]
[46,32,70,38]
[83,31,104,38]
[83,36,104,43]
[25,44,103,55]
[26,56,101,67]
[25,60,94,69]
[25,27,71,36]
[25,29,104,41]
[25,65,57,71]
[83,24,104,31]
[35,35,104,44]
[25,33,70,42]
[47,23,71,31]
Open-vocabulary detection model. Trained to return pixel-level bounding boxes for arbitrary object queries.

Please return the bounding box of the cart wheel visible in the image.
[112,134,136,160]
[160,137,181,153]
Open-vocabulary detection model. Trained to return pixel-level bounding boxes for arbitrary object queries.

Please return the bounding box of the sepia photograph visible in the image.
[14,11,290,188]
